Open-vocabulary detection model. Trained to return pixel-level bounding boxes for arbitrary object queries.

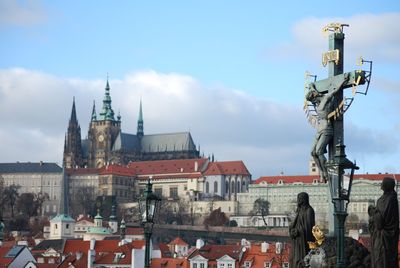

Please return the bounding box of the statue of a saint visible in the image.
[369,177,399,268]
[306,73,349,182]
[289,192,315,268]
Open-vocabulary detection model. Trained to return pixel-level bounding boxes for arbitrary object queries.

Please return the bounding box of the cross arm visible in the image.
[307,70,366,94]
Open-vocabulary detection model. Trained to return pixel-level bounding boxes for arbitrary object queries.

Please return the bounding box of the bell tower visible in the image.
[87,79,121,168]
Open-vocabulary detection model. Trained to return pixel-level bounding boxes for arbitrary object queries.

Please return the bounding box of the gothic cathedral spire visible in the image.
[137,99,144,139]
[98,78,116,121]
[91,100,97,121]
[63,97,83,168]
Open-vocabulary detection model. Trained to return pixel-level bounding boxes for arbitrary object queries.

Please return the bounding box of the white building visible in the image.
[236,173,400,231]
[0,162,63,215]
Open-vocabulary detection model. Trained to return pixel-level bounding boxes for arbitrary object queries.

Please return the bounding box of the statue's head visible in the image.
[306,84,320,102]
[297,192,310,207]
[381,177,396,193]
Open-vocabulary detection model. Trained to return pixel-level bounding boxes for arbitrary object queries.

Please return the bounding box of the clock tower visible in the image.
[87,79,121,168]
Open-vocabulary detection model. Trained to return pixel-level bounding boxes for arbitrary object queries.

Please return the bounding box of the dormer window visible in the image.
[244,261,252,268]
[278,179,284,185]
[313,179,318,184]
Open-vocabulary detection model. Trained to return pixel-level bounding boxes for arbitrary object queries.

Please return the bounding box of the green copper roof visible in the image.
[50,214,75,222]
[98,79,116,121]
[86,226,112,235]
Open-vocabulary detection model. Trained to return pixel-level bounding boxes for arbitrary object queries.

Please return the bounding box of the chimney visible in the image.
[132,248,145,268]
[76,251,83,260]
[196,239,204,249]
[275,242,282,254]
[88,238,96,268]
[261,242,269,253]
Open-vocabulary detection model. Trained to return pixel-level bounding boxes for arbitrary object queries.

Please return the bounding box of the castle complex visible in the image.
[63,80,200,168]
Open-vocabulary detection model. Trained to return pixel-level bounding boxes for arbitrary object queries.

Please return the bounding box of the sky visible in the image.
[0,0,399,179]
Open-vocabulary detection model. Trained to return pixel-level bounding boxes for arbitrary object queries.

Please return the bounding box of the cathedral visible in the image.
[63,80,200,168]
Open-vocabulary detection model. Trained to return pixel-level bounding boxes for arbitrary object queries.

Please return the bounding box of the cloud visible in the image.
[267,13,400,65]
[0,68,398,177]
[0,0,47,28]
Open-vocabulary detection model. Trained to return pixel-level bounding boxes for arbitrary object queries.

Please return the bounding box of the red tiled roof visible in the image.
[254,174,400,184]
[99,164,136,176]
[189,244,243,261]
[76,216,94,223]
[93,241,145,265]
[66,168,99,175]
[58,253,87,268]
[128,158,208,175]
[169,237,189,246]
[126,227,144,235]
[158,243,172,258]
[203,161,250,176]
[62,240,120,254]
[151,258,189,268]
[240,243,290,268]
[36,263,58,268]
[0,246,14,267]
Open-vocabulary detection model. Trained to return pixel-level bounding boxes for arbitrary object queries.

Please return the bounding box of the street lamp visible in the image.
[327,141,359,268]
[138,179,161,268]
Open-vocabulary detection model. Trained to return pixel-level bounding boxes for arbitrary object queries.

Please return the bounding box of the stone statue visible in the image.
[306,73,349,182]
[369,177,399,268]
[289,192,316,268]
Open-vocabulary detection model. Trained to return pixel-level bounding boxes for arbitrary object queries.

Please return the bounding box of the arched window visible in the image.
[226,181,229,194]
[214,181,218,193]
[237,181,241,193]
[206,182,209,193]
[231,181,235,193]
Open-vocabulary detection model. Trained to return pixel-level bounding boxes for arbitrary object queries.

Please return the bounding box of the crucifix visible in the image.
[304,23,372,268]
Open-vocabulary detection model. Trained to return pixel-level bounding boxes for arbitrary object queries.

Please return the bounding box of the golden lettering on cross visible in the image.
[322,49,339,67]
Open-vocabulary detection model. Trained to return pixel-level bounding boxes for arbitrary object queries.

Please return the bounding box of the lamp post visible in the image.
[139,179,161,268]
[327,142,359,268]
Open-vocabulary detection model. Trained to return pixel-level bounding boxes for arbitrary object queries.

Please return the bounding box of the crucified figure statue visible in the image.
[306,73,349,182]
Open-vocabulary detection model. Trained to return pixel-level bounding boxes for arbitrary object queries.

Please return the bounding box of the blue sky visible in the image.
[0,0,399,178]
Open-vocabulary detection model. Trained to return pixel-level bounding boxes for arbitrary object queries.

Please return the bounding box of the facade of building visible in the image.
[202,161,251,201]
[0,162,63,215]
[237,173,400,231]
[63,80,200,169]
[129,158,208,201]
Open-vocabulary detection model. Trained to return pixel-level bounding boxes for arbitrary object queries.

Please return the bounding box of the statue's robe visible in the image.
[289,205,315,268]
[372,190,399,268]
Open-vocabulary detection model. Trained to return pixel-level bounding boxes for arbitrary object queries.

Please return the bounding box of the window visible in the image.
[66,224,69,229]
[264,262,271,268]
[193,264,197,268]
[244,261,251,268]
[225,181,229,194]
[154,188,163,197]
[170,187,178,199]
[283,263,289,268]
[214,181,218,193]
[206,182,209,193]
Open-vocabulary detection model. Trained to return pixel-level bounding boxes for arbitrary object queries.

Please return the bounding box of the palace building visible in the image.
[63,79,200,168]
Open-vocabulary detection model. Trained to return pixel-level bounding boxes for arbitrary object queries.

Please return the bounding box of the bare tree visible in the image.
[70,185,96,217]
[252,198,270,226]
[3,184,20,218]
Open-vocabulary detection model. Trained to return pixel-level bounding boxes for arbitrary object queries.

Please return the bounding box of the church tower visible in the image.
[137,99,144,139]
[87,79,121,168]
[63,97,83,168]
